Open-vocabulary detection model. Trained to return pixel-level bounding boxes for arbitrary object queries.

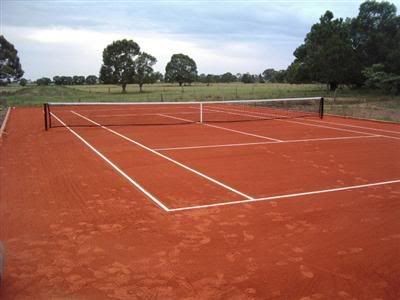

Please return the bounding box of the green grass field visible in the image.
[1,83,399,122]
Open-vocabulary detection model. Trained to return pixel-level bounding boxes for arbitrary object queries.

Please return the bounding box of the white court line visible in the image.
[0,107,11,138]
[208,105,400,141]
[312,117,400,135]
[158,113,283,142]
[207,105,381,137]
[154,135,380,151]
[72,111,254,200]
[314,113,400,134]
[50,112,170,212]
[282,119,382,136]
[282,119,400,141]
[168,179,400,212]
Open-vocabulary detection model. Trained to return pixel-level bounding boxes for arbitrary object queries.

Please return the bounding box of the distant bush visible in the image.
[85,75,98,85]
[36,77,51,86]
[363,64,400,94]
[19,78,27,86]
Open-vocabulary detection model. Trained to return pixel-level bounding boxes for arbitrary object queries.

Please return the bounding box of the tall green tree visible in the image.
[351,0,400,73]
[0,35,24,85]
[133,52,157,92]
[99,39,140,93]
[165,54,197,86]
[291,11,361,90]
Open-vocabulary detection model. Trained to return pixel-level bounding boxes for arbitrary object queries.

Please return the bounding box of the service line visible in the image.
[72,111,254,201]
[154,135,380,151]
[168,179,400,212]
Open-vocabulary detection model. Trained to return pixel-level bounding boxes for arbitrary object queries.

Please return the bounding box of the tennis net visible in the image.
[44,97,324,130]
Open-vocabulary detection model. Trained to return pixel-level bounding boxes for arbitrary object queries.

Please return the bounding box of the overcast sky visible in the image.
[1,0,399,80]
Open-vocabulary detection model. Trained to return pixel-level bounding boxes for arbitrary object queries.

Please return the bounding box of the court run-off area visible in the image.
[1,98,399,299]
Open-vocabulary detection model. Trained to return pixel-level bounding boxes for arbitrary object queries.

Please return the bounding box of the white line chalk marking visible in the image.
[168,179,400,212]
[159,113,283,142]
[51,112,170,212]
[72,111,254,200]
[154,135,379,151]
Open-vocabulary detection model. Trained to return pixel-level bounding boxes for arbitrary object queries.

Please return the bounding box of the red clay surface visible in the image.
[1,107,400,299]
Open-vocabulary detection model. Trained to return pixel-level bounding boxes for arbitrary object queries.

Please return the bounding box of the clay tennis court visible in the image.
[1,99,400,299]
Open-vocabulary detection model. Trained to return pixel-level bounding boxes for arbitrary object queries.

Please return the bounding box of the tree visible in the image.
[19,78,27,86]
[241,73,255,84]
[53,76,62,85]
[99,39,140,93]
[152,71,163,82]
[262,69,277,82]
[133,52,157,92]
[286,61,312,84]
[165,54,197,86]
[73,75,85,85]
[273,70,287,83]
[72,75,85,85]
[36,77,51,86]
[220,72,237,83]
[362,63,400,94]
[291,11,361,90]
[0,35,24,85]
[351,1,400,73]
[62,76,73,85]
[85,75,98,85]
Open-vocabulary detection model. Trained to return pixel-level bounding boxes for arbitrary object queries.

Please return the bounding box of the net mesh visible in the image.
[45,97,323,129]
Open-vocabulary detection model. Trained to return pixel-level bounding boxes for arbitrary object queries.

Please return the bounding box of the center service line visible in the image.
[158,113,283,142]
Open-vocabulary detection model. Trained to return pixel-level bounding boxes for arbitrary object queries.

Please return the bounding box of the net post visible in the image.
[319,97,324,119]
[48,104,52,128]
[44,103,48,130]
[200,102,203,123]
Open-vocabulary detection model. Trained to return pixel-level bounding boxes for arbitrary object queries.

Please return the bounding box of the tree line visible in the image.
[35,75,99,86]
[1,0,399,94]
